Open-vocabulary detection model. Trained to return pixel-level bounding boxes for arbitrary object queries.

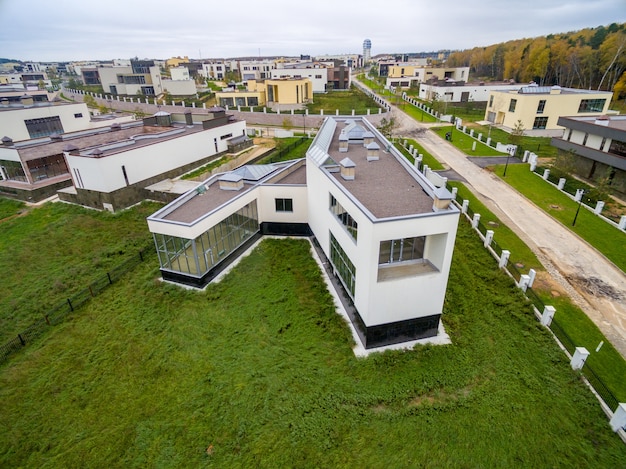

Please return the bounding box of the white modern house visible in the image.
[147,116,460,349]
[56,110,247,211]
[271,63,329,93]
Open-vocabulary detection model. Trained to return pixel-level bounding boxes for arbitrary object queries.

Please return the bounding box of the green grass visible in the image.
[0,198,26,220]
[1,229,625,467]
[432,126,506,156]
[306,88,381,114]
[0,201,161,343]
[467,124,558,158]
[491,164,626,271]
[257,137,310,164]
[447,182,543,271]
[397,102,439,123]
[395,139,445,170]
[182,157,229,180]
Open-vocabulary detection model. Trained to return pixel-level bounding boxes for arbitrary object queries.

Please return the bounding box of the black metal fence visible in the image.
[0,246,151,363]
[259,137,309,164]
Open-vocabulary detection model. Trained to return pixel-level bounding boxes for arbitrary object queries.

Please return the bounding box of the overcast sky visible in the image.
[1,0,624,62]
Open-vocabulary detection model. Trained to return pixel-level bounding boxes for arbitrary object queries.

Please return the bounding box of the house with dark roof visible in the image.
[147,116,460,350]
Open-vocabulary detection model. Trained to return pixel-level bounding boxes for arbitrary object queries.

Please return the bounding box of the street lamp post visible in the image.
[303,113,306,137]
[572,190,587,226]
[503,147,514,177]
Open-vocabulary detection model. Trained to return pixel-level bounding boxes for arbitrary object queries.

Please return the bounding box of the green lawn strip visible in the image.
[447,182,543,271]
[491,164,626,271]
[394,139,444,170]
[432,126,506,156]
[538,293,626,402]
[258,138,311,164]
[0,201,162,343]
[1,233,625,467]
[306,88,381,114]
[398,102,439,123]
[0,198,26,220]
[448,182,626,400]
[464,123,558,158]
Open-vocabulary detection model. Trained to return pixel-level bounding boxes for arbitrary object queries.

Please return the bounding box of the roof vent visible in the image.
[50,133,63,141]
[110,123,121,131]
[0,98,9,107]
[91,148,104,157]
[363,131,375,146]
[218,173,244,191]
[339,133,349,152]
[62,143,79,153]
[366,141,380,161]
[2,136,13,146]
[433,187,453,212]
[340,157,355,180]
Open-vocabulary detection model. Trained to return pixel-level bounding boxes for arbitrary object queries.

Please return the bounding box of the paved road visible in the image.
[388,104,626,359]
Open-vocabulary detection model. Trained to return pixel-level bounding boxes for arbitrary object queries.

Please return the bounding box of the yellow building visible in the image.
[166,56,190,68]
[485,85,613,135]
[216,77,313,110]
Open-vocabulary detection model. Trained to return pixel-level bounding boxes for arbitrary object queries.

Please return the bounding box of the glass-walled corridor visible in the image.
[154,201,258,278]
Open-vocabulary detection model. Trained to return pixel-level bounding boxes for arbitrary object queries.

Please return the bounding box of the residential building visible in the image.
[271,63,329,93]
[215,77,313,110]
[166,56,190,68]
[385,65,470,89]
[80,67,101,86]
[237,59,276,80]
[315,54,362,69]
[201,61,227,80]
[98,60,196,97]
[146,116,459,349]
[419,81,522,103]
[56,110,247,211]
[484,85,613,136]
[551,114,626,195]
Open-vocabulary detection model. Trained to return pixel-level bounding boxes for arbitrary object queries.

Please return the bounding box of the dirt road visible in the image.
[389,104,626,359]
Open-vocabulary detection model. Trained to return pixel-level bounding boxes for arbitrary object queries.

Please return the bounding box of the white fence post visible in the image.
[462,200,469,214]
[619,216,626,230]
[558,178,566,190]
[528,269,536,288]
[571,347,590,370]
[451,187,458,200]
[499,250,510,268]
[610,403,626,432]
[519,274,531,292]
[543,169,550,180]
[484,230,494,247]
[541,306,556,326]
[471,213,481,229]
[594,201,605,215]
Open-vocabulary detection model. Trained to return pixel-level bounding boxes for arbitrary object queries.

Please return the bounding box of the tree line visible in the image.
[446,23,626,98]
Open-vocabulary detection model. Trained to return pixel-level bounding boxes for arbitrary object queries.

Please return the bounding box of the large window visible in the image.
[154,201,258,277]
[508,99,517,112]
[330,232,356,298]
[533,117,548,129]
[27,154,69,181]
[0,160,27,182]
[24,116,64,138]
[329,194,358,241]
[578,99,606,113]
[275,198,293,212]
[378,237,425,264]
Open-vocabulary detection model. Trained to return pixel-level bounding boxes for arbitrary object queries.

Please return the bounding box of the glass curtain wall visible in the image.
[154,201,258,278]
[329,232,356,298]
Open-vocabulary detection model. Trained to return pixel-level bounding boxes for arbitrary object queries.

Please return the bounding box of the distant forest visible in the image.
[446,23,626,97]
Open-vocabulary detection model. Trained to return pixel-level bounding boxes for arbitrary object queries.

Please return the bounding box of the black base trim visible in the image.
[351,311,441,349]
[260,222,312,236]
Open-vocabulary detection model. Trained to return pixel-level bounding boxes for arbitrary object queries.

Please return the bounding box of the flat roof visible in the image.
[156,159,307,224]
[559,115,626,132]
[324,120,434,219]
[5,122,206,162]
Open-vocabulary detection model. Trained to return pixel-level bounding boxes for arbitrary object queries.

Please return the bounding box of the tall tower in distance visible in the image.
[363,38,371,64]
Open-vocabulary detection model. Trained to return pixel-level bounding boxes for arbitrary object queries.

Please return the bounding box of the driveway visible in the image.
[389,104,626,359]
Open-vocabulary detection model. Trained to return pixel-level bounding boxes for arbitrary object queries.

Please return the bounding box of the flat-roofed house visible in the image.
[147,116,460,349]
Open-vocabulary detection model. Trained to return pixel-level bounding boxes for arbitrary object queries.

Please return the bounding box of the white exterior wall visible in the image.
[98,66,131,93]
[419,84,521,102]
[162,79,197,96]
[257,185,309,224]
[305,158,459,327]
[66,121,245,194]
[270,69,328,93]
[170,67,190,81]
[0,103,91,141]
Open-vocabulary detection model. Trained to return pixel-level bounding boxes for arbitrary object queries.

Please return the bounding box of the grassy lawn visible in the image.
[257,137,311,164]
[0,198,26,220]
[432,126,506,156]
[307,88,381,114]
[491,164,626,272]
[0,201,161,343]
[395,139,445,170]
[447,182,542,271]
[447,183,626,402]
[398,102,438,123]
[466,124,558,158]
[1,228,625,466]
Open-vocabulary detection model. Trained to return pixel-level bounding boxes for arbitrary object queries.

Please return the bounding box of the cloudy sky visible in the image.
[1,0,624,62]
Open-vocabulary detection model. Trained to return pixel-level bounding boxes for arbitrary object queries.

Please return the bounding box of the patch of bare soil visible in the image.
[566,275,624,301]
